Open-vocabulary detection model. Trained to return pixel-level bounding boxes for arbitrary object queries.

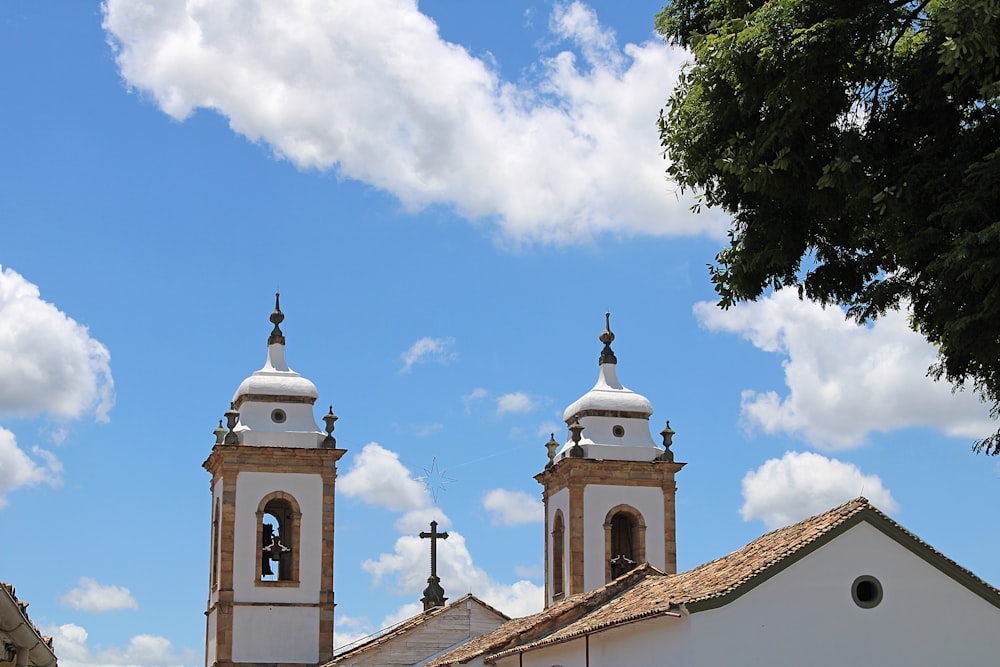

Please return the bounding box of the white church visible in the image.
[199,297,1000,667]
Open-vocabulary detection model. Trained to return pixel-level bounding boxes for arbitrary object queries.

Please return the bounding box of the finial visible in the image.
[213,419,227,445]
[599,311,617,365]
[224,402,240,445]
[268,292,286,345]
[322,406,338,448]
[545,433,559,467]
[568,419,585,458]
[658,420,675,462]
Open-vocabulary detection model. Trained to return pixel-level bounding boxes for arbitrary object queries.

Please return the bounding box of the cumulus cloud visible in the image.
[339,442,432,512]
[0,427,62,509]
[47,623,196,667]
[482,488,543,526]
[102,1,721,244]
[399,337,457,373]
[362,529,543,618]
[694,291,994,448]
[741,451,898,530]
[340,442,543,622]
[0,266,115,421]
[61,578,138,613]
[496,392,536,416]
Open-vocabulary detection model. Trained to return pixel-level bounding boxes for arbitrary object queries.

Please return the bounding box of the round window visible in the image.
[612,425,625,438]
[271,409,287,424]
[851,575,883,608]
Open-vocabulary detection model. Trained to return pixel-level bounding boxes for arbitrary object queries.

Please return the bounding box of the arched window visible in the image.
[603,505,646,582]
[255,491,301,585]
[552,510,565,599]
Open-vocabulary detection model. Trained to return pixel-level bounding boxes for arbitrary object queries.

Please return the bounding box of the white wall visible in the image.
[690,521,1000,666]
[232,605,319,664]
[233,471,325,602]
[583,485,664,590]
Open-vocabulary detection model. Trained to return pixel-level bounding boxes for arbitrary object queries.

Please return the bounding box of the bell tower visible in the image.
[204,294,346,667]
[535,314,684,607]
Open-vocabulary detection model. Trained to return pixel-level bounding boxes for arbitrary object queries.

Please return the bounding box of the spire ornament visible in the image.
[223,403,240,445]
[213,419,227,445]
[545,433,560,467]
[599,311,617,365]
[658,420,676,462]
[568,419,585,458]
[268,292,286,345]
[322,406,338,448]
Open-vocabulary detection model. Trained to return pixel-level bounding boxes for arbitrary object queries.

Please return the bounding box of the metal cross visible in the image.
[419,520,449,578]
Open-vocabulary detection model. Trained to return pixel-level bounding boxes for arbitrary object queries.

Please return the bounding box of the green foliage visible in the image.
[658,0,1000,453]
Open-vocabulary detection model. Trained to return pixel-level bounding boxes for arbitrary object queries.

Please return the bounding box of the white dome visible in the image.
[562,362,653,422]
[232,343,318,403]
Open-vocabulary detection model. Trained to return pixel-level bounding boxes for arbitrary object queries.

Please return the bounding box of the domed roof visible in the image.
[562,313,653,422]
[562,362,653,422]
[232,345,319,405]
[231,293,318,405]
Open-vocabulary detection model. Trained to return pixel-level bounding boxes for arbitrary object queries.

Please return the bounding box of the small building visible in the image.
[325,594,508,667]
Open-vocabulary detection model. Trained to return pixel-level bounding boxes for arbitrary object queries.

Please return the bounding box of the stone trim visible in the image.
[233,394,317,410]
[603,504,646,584]
[564,409,650,423]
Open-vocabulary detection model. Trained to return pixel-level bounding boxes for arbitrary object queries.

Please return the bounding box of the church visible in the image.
[201,297,1000,667]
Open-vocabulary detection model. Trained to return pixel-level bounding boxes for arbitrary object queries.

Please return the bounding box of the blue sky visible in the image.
[2,2,998,665]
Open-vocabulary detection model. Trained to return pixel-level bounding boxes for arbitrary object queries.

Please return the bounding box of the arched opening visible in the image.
[603,505,646,582]
[552,510,565,599]
[255,491,301,584]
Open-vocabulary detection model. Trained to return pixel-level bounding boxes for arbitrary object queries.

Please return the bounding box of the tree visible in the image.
[657,0,1000,453]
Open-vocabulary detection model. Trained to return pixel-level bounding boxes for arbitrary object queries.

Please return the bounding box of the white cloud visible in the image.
[47,623,196,667]
[102,1,723,245]
[361,530,543,618]
[694,291,994,448]
[341,442,544,622]
[61,577,138,613]
[0,266,115,421]
[462,388,489,413]
[496,392,536,416]
[339,442,432,512]
[0,427,62,509]
[740,451,898,530]
[482,488,543,526]
[399,337,457,373]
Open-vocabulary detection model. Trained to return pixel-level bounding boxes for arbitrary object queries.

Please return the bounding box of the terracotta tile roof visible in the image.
[325,594,508,665]
[431,497,1000,664]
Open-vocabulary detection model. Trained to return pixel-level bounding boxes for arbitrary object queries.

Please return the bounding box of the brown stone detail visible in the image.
[232,394,317,410]
[602,504,647,583]
[568,483,585,595]
[563,410,650,422]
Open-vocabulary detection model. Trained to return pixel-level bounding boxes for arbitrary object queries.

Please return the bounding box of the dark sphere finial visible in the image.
[268,292,286,345]
[599,311,617,365]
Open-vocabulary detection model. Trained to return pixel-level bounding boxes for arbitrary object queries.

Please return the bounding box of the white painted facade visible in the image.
[582,485,665,591]
[492,521,1000,667]
[232,606,320,664]
[232,472,324,602]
